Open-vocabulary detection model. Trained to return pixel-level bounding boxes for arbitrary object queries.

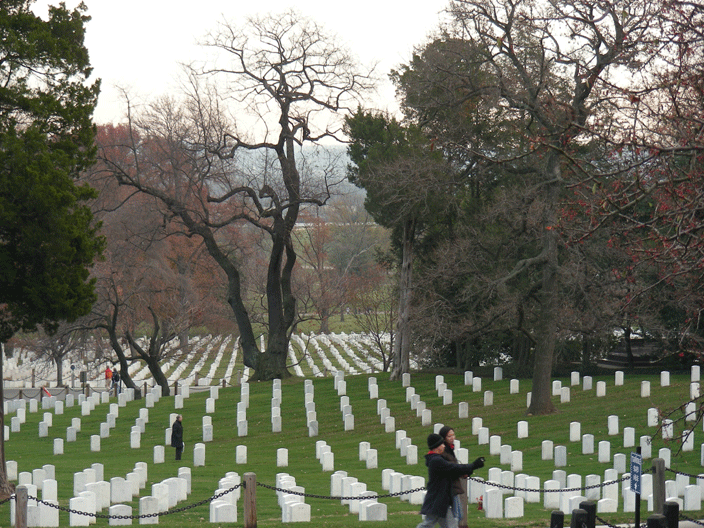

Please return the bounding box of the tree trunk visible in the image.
[624,326,634,370]
[55,356,64,388]
[178,331,189,349]
[0,343,15,497]
[528,162,560,416]
[247,214,295,382]
[106,328,136,391]
[390,217,415,380]
[144,355,170,396]
[319,307,330,334]
[581,336,592,371]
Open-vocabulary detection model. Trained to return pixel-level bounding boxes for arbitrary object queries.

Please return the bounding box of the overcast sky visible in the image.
[33,1,448,125]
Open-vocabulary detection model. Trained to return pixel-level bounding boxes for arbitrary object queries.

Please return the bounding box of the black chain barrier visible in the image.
[4,473,653,523]
[596,515,647,528]
[11,483,241,520]
[681,512,704,526]
[256,481,426,500]
[665,467,704,479]
[466,474,631,493]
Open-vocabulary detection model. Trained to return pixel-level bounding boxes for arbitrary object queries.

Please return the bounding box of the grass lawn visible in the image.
[2,369,702,527]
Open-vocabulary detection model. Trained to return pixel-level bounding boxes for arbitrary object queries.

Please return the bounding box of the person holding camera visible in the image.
[416,432,485,528]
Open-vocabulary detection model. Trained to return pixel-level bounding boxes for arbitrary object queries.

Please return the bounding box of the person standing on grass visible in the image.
[438,425,467,528]
[111,368,121,394]
[171,415,184,460]
[416,433,484,528]
[105,366,112,388]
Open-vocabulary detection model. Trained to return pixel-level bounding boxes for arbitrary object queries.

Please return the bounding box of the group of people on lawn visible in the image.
[417,426,485,528]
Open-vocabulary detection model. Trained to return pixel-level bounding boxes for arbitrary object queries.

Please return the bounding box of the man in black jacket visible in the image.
[171,415,184,460]
[416,433,484,528]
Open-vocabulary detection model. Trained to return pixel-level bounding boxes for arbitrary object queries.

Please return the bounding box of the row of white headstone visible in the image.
[8,363,703,523]
[209,472,240,523]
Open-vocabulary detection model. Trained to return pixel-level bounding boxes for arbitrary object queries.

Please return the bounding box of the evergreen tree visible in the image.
[0,0,102,494]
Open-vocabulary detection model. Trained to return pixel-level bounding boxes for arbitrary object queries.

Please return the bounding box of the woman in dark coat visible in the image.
[416,433,484,528]
[439,425,466,527]
[170,415,183,460]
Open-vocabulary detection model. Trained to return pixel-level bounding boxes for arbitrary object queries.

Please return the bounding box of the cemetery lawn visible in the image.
[2,370,701,527]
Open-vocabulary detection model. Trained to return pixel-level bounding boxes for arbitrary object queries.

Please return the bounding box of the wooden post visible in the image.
[243,472,257,528]
[646,513,667,528]
[663,501,679,528]
[578,500,596,528]
[550,510,564,528]
[570,508,588,528]
[15,485,28,528]
[652,458,666,514]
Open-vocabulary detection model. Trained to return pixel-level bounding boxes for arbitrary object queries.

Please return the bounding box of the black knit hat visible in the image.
[438,425,453,440]
[427,433,444,450]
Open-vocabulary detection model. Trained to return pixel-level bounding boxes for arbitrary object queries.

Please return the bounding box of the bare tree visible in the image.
[352,276,396,372]
[97,11,373,381]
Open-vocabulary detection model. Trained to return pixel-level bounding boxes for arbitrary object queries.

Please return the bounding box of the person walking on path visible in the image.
[104,367,112,389]
[171,415,184,460]
[416,433,484,528]
[438,425,467,528]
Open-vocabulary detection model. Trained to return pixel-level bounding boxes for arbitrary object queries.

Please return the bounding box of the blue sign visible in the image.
[630,452,642,494]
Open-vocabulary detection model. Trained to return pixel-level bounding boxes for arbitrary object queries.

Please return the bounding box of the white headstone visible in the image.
[647,407,659,427]
[484,391,493,406]
[583,376,593,391]
[194,443,206,467]
[322,451,334,471]
[661,371,670,386]
[490,436,502,456]
[478,427,489,445]
[510,451,523,472]
[232,444,246,464]
[203,424,213,442]
[510,379,519,394]
[624,427,635,448]
[641,436,652,459]
[596,381,606,397]
[641,381,651,398]
[464,371,473,385]
[53,438,64,455]
[598,441,611,463]
[108,504,132,526]
[154,445,165,464]
[366,448,378,469]
[560,387,570,403]
[139,496,160,524]
[110,476,132,504]
[472,377,481,392]
[517,421,528,439]
[542,440,553,460]
[459,402,469,419]
[554,445,567,467]
[608,415,619,436]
